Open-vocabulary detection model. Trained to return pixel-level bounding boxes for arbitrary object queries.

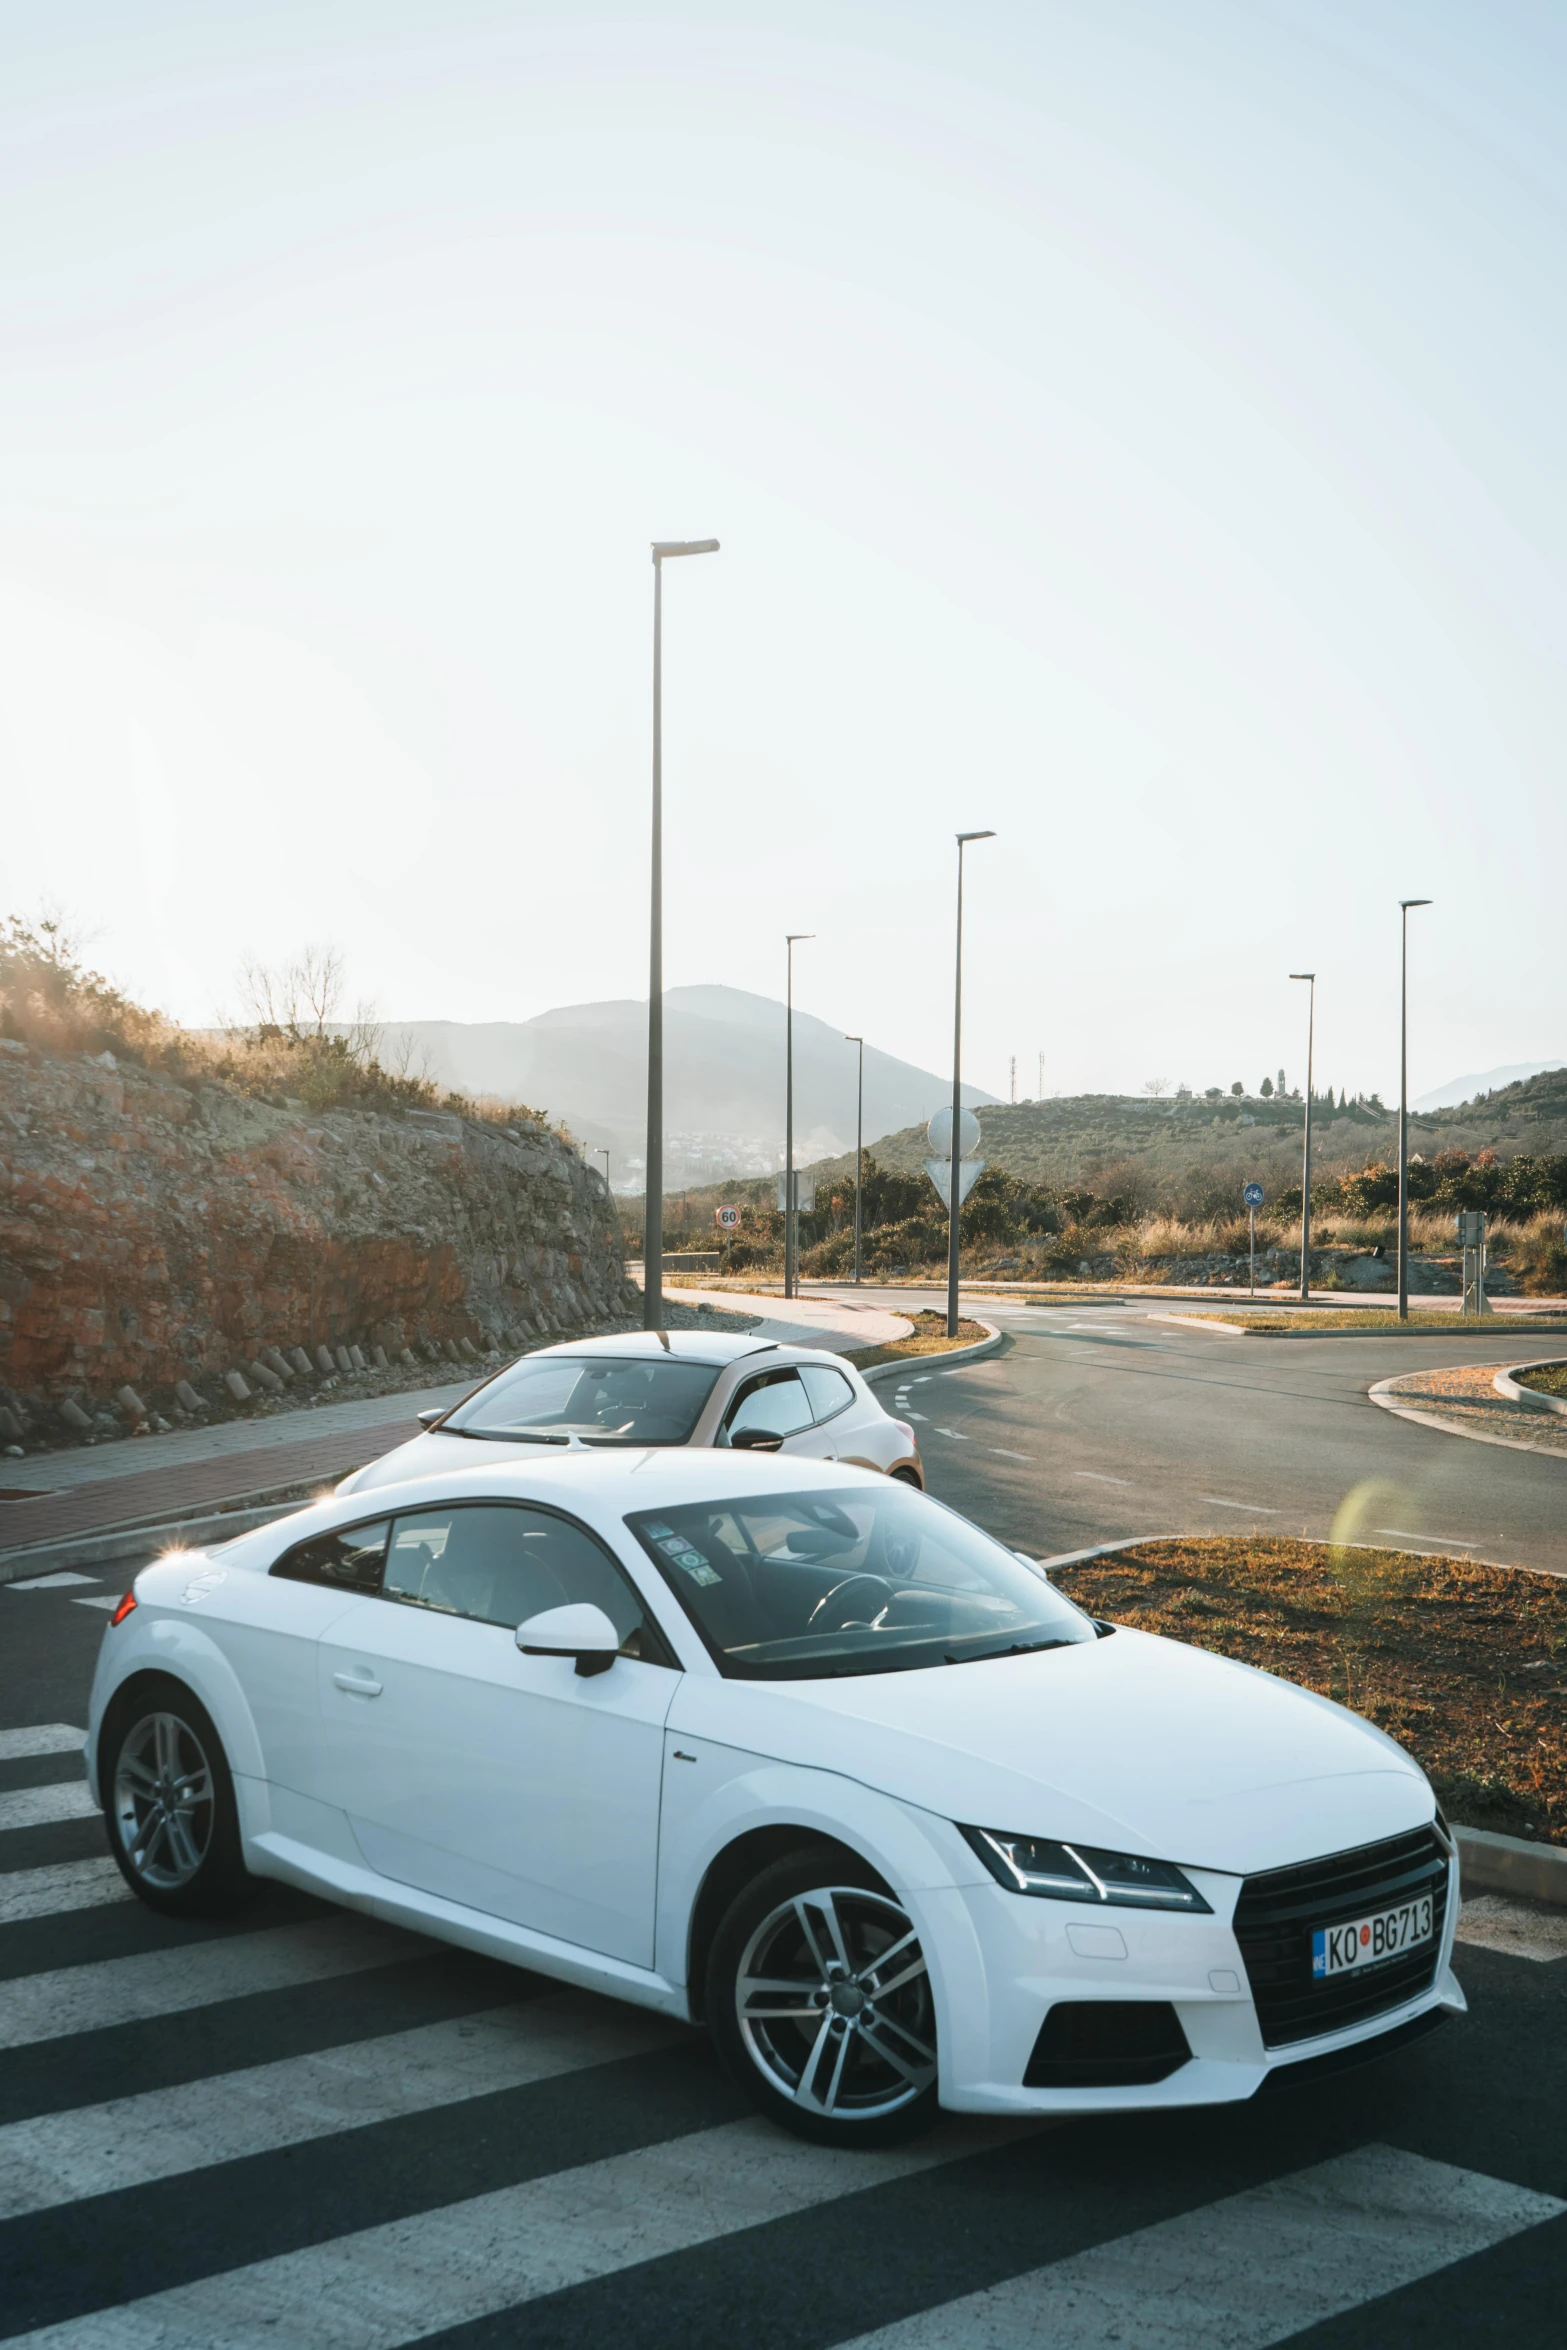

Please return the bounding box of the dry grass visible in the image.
[843,1312,991,1372]
[1192,1309,1567,1333]
[1516,1360,1567,1397]
[1052,1537,1567,1843]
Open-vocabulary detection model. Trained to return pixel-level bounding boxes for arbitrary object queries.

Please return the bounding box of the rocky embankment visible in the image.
[0,1039,641,1446]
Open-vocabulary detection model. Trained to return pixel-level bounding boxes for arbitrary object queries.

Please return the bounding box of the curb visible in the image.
[1493,1360,1567,1417]
[0,1493,318,1585]
[1454,1825,1567,1907]
[858,1321,1006,1383]
[1368,1375,1567,1464]
[1153,1316,1565,1340]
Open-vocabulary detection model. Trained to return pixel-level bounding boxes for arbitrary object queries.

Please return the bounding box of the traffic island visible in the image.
[1370,1363,1567,1457]
[848,1312,1001,1377]
[1047,1536,1567,1861]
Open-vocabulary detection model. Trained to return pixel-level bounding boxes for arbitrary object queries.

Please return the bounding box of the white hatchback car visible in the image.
[87,1453,1461,2147]
[338,1331,922,1498]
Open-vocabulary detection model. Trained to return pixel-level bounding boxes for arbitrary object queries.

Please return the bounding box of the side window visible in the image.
[272,1519,390,1594]
[381,1504,673,1663]
[724,1368,814,1441]
[799,1364,854,1426]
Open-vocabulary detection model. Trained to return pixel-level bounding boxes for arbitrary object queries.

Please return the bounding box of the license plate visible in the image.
[1312,1895,1433,1979]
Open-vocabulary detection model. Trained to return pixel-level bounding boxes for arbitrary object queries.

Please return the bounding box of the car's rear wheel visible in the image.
[706,1849,941,2146]
[101,1677,256,1918]
[891,1465,922,1488]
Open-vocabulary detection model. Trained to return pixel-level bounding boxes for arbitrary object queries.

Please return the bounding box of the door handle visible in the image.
[333,1670,383,1698]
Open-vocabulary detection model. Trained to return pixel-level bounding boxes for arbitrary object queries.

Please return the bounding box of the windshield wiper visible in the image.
[943,1638,1073,1665]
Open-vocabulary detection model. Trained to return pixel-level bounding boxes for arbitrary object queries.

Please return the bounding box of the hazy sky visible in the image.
[4,1,1564,1105]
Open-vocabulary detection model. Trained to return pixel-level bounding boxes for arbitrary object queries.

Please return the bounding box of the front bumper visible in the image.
[915,1858,1463,2114]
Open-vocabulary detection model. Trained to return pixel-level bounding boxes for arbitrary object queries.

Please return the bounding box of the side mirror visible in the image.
[731,1427,783,1452]
[417,1409,447,1431]
[516,1602,621,1677]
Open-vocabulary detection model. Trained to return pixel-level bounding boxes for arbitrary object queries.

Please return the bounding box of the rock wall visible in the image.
[0,1039,638,1425]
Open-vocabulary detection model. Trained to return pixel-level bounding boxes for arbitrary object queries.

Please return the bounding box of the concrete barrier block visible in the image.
[174,1380,203,1413]
[224,1369,252,1402]
[1457,1825,1567,1907]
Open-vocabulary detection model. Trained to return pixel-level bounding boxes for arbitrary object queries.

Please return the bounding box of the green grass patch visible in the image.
[843,1312,992,1372]
[1515,1360,1567,1396]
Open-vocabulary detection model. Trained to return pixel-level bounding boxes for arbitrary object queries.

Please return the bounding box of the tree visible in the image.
[1259,1076,1274,1098]
[1230,1081,1244,1098]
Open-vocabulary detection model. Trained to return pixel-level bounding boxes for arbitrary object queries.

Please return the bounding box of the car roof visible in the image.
[220,1448,889,1569]
[533,1330,778,1366]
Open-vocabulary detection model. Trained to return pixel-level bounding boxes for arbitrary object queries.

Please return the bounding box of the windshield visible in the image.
[444,1355,721,1447]
[626,1485,1095,1678]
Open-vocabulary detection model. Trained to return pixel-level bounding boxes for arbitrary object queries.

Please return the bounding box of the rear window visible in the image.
[443,1355,721,1447]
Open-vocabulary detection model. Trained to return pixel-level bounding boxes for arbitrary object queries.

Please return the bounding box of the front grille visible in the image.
[1025,2001,1190,2088]
[1233,1825,1449,2049]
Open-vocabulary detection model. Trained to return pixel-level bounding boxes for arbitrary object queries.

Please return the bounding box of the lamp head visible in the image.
[844,1033,862,1044]
[1399,898,1433,911]
[957,830,996,846]
[786,933,814,945]
[652,539,720,560]
[1289,972,1314,982]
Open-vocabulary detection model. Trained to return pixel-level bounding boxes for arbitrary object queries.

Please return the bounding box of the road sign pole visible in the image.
[1249,1207,1256,1298]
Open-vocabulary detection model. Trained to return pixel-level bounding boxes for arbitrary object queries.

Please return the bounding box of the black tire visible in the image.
[706,1847,941,2147]
[100,1675,257,1919]
[891,1466,922,1488]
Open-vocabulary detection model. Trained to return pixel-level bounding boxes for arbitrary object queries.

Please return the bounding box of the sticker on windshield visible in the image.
[672,1549,722,1586]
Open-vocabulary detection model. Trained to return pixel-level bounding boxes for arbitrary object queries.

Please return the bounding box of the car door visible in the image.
[314,1500,678,1965]
[789,1362,859,1462]
[719,1365,818,1456]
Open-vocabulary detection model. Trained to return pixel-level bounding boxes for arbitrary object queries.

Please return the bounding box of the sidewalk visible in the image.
[671,1289,911,1351]
[0,1382,473,1560]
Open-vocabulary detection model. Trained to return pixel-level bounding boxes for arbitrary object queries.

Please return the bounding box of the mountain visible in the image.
[384,985,997,1187]
[1413,1060,1567,1113]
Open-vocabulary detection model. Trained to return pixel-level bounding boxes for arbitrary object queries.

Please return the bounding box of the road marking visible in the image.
[71,1596,120,1611]
[16,2112,1027,2349]
[0,1782,99,1833]
[989,1448,1031,1461]
[834,2144,1566,2349]
[4,1572,100,1591]
[0,1914,434,2053]
[0,1990,682,2220]
[905,1410,928,1422]
[1375,1527,1477,1547]
[1201,1497,1281,1514]
[1074,1471,1131,1486]
[0,1857,129,1926]
[934,1429,970,1441]
[0,1726,85,1761]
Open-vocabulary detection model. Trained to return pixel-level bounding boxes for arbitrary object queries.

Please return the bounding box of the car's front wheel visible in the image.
[706,1849,941,2146]
[101,1676,256,1918]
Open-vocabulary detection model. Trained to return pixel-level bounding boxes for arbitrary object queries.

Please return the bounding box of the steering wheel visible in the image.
[805,1574,894,1634]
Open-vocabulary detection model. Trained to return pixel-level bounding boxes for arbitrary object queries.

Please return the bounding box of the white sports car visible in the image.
[338,1331,923,1497]
[86,1453,1462,2147]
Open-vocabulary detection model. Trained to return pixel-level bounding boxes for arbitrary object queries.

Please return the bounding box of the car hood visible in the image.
[340,1433,545,1493]
[670,1626,1432,1879]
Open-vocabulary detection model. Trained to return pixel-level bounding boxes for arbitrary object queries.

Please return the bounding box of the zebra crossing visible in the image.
[0,1715,1562,2349]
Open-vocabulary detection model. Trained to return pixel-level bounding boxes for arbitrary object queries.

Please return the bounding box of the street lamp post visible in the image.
[947,830,995,1339]
[643,536,719,1332]
[1289,974,1315,1302]
[784,934,813,1300]
[1397,898,1433,1321]
[844,1033,864,1285]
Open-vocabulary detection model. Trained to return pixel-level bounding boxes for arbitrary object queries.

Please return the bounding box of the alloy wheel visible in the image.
[112,1711,216,1891]
[735,1884,937,2120]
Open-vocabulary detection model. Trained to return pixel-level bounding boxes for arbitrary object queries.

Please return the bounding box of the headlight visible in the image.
[961,1826,1212,1913]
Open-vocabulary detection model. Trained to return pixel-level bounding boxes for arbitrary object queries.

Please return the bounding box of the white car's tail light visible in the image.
[962,1826,1212,1912]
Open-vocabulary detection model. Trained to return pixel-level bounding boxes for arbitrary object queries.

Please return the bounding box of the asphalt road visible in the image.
[2,1532,1564,2345]
[835,1291,1567,1576]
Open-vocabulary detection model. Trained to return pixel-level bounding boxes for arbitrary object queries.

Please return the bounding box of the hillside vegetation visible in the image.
[632,1069,1567,1294]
